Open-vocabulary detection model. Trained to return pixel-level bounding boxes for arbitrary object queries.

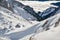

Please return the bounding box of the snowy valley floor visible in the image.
[0,1,60,40]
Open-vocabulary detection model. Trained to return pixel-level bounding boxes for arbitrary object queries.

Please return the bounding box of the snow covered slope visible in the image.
[31,15,60,40]
[0,1,60,40]
[29,10,60,40]
[13,5,37,21]
[1,8,60,40]
[0,6,39,35]
[19,1,59,13]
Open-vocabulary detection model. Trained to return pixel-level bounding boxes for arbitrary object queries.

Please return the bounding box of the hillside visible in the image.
[0,1,60,40]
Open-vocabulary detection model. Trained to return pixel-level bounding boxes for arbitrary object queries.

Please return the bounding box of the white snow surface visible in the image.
[19,1,59,13]
[0,1,60,40]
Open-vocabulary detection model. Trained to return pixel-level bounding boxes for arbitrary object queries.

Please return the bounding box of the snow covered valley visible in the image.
[0,1,60,40]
